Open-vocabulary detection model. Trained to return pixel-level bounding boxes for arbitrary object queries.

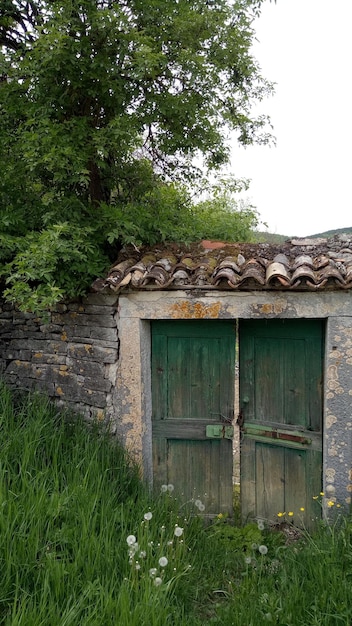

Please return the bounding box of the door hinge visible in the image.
[206,425,234,440]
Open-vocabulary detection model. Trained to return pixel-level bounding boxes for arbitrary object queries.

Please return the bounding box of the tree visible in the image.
[0,0,273,312]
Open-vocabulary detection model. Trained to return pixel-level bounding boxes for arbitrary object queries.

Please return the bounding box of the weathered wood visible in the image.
[152,320,235,515]
[240,319,324,528]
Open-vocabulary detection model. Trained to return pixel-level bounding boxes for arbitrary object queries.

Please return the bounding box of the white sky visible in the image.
[229,0,352,237]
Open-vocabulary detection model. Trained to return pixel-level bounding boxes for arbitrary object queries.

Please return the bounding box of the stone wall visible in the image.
[325,316,352,508]
[0,294,119,424]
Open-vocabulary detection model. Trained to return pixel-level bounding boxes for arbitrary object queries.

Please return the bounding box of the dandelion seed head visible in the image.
[135,563,141,570]
[198,503,205,512]
[161,484,168,493]
[139,550,146,558]
[245,556,252,565]
[167,484,174,492]
[126,534,137,546]
[159,556,168,567]
[154,577,162,586]
[144,511,152,521]
[257,519,265,530]
[258,544,268,555]
[174,526,183,537]
[149,568,157,577]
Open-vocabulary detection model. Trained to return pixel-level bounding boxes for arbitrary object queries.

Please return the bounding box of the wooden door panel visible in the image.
[240,319,324,527]
[152,320,235,516]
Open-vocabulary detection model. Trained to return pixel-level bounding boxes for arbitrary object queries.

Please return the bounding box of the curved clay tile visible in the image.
[131,269,146,287]
[143,265,169,286]
[239,261,266,286]
[273,253,290,267]
[217,257,241,273]
[213,268,242,287]
[266,262,290,286]
[313,255,330,269]
[316,266,346,284]
[291,265,317,286]
[292,255,314,270]
[169,269,190,285]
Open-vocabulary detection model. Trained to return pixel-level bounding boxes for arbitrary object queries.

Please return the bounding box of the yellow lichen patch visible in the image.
[61,330,68,341]
[326,415,337,429]
[56,386,64,395]
[170,301,221,319]
[59,365,68,376]
[34,353,43,359]
[96,410,104,422]
[84,344,93,353]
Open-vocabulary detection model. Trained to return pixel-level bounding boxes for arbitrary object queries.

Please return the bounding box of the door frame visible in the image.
[115,291,351,512]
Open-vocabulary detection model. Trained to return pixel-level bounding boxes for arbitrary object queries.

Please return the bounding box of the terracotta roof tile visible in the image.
[92,235,352,293]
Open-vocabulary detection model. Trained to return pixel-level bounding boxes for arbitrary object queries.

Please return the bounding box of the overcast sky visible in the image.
[229,0,352,237]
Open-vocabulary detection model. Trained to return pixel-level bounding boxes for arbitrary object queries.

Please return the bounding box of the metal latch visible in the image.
[206,425,234,440]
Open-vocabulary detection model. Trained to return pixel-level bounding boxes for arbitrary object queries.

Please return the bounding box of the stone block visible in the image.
[67,342,117,363]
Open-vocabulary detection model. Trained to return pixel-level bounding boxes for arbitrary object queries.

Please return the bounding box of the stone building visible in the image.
[1,235,352,525]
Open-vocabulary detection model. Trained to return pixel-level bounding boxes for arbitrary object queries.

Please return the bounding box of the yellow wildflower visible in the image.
[277,512,285,518]
[300,507,305,512]
[327,500,335,507]
[288,511,294,517]
[320,491,325,496]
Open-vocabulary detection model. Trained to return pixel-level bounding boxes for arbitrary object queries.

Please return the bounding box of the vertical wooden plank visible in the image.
[284,338,306,427]
[168,336,190,418]
[255,443,285,521]
[284,447,306,520]
[240,437,257,522]
[151,334,168,420]
[152,320,235,517]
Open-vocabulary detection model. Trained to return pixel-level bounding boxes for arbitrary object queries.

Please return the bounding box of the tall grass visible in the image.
[0,381,352,625]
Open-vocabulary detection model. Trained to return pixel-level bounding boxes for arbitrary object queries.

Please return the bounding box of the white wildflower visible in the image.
[126,535,137,546]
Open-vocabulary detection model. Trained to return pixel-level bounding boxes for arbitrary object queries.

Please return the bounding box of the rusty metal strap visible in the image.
[243,426,312,445]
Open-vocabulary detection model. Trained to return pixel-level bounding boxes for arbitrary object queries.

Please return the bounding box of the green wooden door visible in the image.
[152,320,235,516]
[240,319,324,527]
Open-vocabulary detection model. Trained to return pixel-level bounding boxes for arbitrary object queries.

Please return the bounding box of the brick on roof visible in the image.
[91,235,352,293]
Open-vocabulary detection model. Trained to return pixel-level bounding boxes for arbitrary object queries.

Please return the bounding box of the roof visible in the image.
[92,235,352,293]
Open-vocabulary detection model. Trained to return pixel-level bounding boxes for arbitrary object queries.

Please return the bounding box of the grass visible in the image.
[0,381,352,625]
